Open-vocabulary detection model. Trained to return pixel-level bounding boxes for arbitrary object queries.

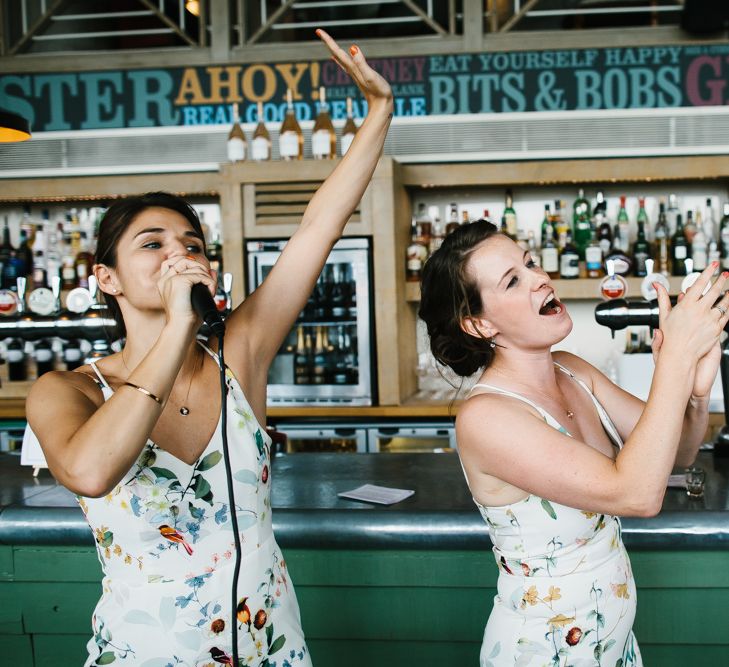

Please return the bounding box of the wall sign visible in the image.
[1,43,728,132]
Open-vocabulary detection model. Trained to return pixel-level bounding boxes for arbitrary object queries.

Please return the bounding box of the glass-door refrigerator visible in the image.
[246,238,376,406]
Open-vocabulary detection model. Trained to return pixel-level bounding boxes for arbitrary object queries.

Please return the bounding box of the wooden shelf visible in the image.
[406,276,685,302]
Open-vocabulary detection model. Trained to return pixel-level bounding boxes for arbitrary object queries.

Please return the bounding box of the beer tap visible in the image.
[595,296,729,456]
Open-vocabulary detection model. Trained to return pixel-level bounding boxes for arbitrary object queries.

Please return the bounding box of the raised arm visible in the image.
[458,265,729,517]
[222,30,393,374]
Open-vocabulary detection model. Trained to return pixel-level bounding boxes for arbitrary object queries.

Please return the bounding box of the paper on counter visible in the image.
[338,484,415,505]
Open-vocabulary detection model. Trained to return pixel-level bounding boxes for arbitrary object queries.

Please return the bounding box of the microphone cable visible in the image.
[215,330,243,667]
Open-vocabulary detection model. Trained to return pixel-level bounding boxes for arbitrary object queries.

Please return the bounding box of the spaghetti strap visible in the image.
[88,361,111,389]
[469,382,555,424]
[196,340,221,368]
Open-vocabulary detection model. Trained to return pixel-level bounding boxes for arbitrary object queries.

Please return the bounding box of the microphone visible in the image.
[191,283,225,337]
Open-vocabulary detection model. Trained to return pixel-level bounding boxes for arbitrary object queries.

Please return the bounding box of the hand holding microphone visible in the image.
[158,255,225,335]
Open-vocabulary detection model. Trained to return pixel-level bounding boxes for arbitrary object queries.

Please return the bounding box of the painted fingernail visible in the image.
[350,45,359,56]
[713,261,720,267]
[315,28,322,37]
[723,272,729,278]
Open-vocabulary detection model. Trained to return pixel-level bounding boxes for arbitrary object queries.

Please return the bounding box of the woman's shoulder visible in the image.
[27,367,106,411]
[552,350,598,390]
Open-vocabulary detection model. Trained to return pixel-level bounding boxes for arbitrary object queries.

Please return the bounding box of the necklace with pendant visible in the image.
[566,410,574,419]
[179,350,201,416]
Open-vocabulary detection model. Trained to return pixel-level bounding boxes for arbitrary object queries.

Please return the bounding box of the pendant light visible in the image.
[185,0,200,16]
[0,110,31,142]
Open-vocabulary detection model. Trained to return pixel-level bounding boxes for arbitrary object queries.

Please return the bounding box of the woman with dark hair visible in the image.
[419,219,728,666]
[25,30,392,667]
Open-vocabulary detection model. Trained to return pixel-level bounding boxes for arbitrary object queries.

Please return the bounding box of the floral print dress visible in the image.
[464,363,643,667]
[30,341,310,667]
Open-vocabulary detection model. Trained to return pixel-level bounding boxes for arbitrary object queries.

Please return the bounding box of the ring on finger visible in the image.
[713,304,727,317]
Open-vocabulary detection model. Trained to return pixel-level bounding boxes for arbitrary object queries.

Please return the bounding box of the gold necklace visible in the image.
[178,349,201,416]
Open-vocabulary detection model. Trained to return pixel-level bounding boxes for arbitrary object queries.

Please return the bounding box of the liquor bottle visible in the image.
[69,209,81,256]
[704,197,716,243]
[461,210,470,225]
[720,203,729,270]
[527,230,541,268]
[312,87,336,159]
[684,210,697,245]
[503,190,517,238]
[2,250,23,291]
[0,217,14,284]
[691,227,708,271]
[671,213,689,276]
[34,339,54,377]
[6,338,27,381]
[572,188,592,259]
[60,225,76,290]
[312,326,327,385]
[666,193,680,235]
[45,222,61,287]
[279,89,303,161]
[617,196,630,252]
[294,326,310,385]
[499,215,509,237]
[559,232,580,280]
[17,228,33,278]
[429,213,444,255]
[585,230,603,278]
[250,101,271,161]
[340,97,358,156]
[654,202,670,275]
[540,204,552,247]
[605,227,632,277]
[632,220,651,277]
[74,232,93,288]
[597,215,612,259]
[445,203,460,235]
[415,202,432,248]
[553,200,569,249]
[226,102,247,162]
[636,197,650,241]
[540,223,559,279]
[593,190,607,224]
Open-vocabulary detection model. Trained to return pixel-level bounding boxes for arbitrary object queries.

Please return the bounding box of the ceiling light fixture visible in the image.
[0,110,31,142]
[185,0,200,16]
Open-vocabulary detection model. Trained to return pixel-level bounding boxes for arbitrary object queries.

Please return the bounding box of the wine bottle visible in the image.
[312,87,336,160]
[226,102,247,163]
[279,89,303,161]
[251,101,271,161]
[340,97,358,156]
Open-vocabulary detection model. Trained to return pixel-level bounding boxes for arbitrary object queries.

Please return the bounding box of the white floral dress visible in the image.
[464,363,643,667]
[30,341,310,667]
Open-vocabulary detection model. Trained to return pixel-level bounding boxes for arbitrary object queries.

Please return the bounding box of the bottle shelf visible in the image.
[405,276,686,302]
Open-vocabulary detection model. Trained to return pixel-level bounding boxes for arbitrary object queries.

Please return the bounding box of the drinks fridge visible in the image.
[246,238,375,405]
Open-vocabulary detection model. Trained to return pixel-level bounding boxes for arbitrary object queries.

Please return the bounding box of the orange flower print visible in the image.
[543,586,562,603]
[611,582,630,599]
[548,613,575,629]
[521,585,539,608]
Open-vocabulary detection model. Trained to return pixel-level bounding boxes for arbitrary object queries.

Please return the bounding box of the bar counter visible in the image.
[2,451,728,666]
[1,450,728,549]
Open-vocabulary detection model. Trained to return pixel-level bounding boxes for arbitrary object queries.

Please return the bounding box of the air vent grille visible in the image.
[1,108,729,178]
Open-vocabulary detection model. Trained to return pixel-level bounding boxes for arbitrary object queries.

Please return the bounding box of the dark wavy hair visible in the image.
[94,192,206,337]
[418,219,500,377]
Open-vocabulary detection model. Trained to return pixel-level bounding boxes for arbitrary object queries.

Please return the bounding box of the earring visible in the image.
[489,337,496,348]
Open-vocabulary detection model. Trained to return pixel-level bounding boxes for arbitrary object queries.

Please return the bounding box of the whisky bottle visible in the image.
[279,89,303,161]
[540,223,559,279]
[226,102,247,162]
[503,190,517,238]
[340,97,358,156]
[312,87,336,159]
[572,188,592,259]
[671,213,690,276]
[445,202,460,235]
[74,232,93,289]
[251,101,271,162]
[684,210,697,245]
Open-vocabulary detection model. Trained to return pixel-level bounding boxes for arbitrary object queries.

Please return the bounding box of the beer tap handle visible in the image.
[223,272,233,312]
[88,275,98,304]
[51,275,61,313]
[16,277,26,314]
